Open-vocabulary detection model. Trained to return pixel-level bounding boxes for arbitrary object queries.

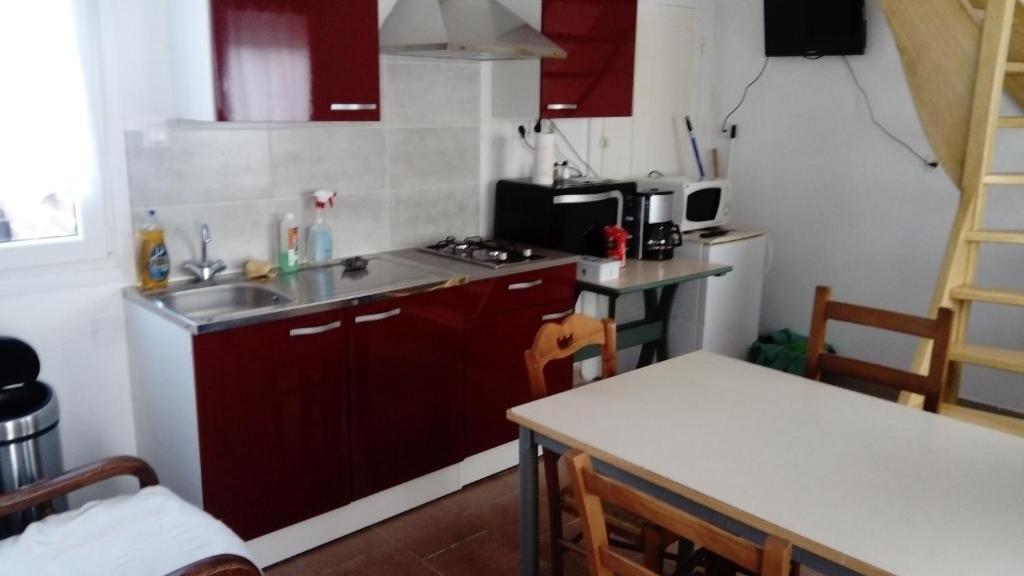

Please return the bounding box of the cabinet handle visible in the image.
[289,320,342,337]
[541,309,574,322]
[508,279,544,291]
[354,308,402,324]
[546,103,578,111]
[330,103,378,111]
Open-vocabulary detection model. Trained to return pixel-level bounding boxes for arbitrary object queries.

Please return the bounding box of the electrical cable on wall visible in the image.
[520,120,601,178]
[720,57,770,133]
[517,125,536,151]
[548,120,600,178]
[842,56,938,168]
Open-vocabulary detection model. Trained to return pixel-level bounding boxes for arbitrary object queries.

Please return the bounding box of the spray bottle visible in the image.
[308,190,336,264]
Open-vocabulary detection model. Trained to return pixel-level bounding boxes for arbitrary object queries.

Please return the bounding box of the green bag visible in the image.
[747,329,835,375]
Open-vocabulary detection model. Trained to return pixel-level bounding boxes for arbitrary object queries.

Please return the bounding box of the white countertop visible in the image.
[575,256,731,295]
[682,228,765,246]
[508,352,1024,576]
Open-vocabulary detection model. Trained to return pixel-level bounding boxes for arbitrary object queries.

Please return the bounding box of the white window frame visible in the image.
[0,0,112,272]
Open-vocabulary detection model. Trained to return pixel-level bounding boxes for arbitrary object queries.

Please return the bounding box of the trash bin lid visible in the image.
[0,337,41,388]
[0,382,59,443]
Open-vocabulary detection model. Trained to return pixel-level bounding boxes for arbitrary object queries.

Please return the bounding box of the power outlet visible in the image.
[142,120,170,148]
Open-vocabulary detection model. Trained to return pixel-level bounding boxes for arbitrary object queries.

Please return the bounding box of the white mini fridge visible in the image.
[669,230,769,359]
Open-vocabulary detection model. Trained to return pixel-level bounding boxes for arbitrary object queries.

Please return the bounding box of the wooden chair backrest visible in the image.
[564,450,792,576]
[525,314,616,400]
[805,285,953,413]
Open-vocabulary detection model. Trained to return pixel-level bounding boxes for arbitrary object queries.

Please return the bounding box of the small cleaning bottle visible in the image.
[308,190,336,264]
[138,209,170,290]
[279,212,300,274]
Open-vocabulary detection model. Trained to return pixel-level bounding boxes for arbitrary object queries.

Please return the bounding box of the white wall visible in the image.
[0,0,163,502]
[714,0,1024,411]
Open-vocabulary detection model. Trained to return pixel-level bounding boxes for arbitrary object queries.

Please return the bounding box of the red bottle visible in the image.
[604,225,628,267]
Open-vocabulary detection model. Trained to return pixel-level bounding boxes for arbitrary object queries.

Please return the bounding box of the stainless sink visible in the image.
[156,284,293,322]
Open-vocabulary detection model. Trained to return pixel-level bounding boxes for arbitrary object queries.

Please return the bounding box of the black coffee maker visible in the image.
[623,189,683,260]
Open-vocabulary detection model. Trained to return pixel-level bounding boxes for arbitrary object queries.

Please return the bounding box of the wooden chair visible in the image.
[0,456,260,576]
[565,449,792,576]
[525,314,675,576]
[806,285,954,413]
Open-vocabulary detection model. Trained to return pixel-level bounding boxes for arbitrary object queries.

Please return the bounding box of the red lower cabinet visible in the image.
[465,300,576,457]
[193,311,349,540]
[189,267,577,536]
[348,288,466,500]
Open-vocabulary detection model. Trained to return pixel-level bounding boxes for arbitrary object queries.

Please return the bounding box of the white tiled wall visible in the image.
[125,57,481,279]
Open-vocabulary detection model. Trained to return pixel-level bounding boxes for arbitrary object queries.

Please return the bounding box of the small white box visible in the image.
[577,257,620,282]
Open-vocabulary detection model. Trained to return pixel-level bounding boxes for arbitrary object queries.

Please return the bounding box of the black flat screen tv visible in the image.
[764,0,866,57]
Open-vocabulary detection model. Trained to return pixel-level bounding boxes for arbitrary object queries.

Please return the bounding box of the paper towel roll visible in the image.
[533,133,555,185]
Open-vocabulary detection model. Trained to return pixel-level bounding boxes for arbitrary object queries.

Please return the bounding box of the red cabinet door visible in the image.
[463,264,578,319]
[348,288,465,500]
[210,0,380,121]
[464,299,576,457]
[541,0,637,118]
[193,311,348,540]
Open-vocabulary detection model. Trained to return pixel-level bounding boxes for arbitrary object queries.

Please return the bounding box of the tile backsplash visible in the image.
[126,58,481,279]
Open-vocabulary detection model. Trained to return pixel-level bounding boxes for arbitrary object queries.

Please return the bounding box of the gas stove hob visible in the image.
[418,237,547,269]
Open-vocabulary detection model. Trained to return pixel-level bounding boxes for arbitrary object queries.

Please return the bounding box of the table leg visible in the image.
[655,284,679,362]
[518,427,539,576]
[607,293,618,320]
[637,289,660,367]
[636,284,680,368]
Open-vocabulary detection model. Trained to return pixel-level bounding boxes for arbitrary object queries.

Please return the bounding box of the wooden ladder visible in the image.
[908,0,1024,436]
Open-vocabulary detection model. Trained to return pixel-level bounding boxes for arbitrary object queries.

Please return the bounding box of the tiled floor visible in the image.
[266,464,591,576]
[265,463,815,576]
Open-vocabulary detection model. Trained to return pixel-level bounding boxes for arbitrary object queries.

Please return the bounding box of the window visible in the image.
[0,0,108,268]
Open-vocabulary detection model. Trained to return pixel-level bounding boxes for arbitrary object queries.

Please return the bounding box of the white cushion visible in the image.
[0,486,257,576]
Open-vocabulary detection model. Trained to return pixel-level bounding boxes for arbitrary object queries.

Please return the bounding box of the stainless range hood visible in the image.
[380,0,567,61]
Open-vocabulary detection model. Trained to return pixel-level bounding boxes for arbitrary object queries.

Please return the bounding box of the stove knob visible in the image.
[521,248,533,258]
[497,251,509,261]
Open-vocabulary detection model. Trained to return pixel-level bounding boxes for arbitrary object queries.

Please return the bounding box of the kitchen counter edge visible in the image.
[123,249,581,335]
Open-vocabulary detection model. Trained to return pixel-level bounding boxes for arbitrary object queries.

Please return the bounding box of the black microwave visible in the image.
[494,179,636,256]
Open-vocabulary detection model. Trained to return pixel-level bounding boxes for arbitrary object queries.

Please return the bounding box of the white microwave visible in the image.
[637,177,731,232]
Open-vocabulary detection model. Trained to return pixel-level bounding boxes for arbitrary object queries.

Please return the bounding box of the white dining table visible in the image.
[508,351,1024,576]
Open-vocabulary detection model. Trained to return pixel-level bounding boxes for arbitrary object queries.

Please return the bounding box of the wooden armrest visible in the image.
[165,554,262,576]
[0,455,158,518]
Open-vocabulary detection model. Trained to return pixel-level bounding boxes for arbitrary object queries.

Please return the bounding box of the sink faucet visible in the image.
[183,223,227,282]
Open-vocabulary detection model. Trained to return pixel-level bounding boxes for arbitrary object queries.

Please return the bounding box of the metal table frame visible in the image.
[516,427,862,576]
[575,265,730,368]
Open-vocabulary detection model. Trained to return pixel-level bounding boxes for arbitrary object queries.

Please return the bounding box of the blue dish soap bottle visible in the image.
[308,190,336,264]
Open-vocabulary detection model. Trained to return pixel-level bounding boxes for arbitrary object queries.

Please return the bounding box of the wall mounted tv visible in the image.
[764,0,866,57]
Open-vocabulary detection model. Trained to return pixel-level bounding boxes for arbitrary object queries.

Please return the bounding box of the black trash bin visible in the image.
[0,338,65,538]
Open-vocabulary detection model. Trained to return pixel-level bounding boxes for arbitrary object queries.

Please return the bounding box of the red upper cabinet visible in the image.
[540,0,637,118]
[209,0,380,121]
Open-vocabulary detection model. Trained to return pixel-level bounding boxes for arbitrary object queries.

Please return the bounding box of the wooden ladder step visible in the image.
[964,229,1024,244]
[1007,62,1024,74]
[950,344,1024,373]
[983,173,1024,185]
[999,116,1024,128]
[940,403,1024,438]
[950,284,1024,306]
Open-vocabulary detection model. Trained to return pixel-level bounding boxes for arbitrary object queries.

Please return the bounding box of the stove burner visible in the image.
[419,237,546,269]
